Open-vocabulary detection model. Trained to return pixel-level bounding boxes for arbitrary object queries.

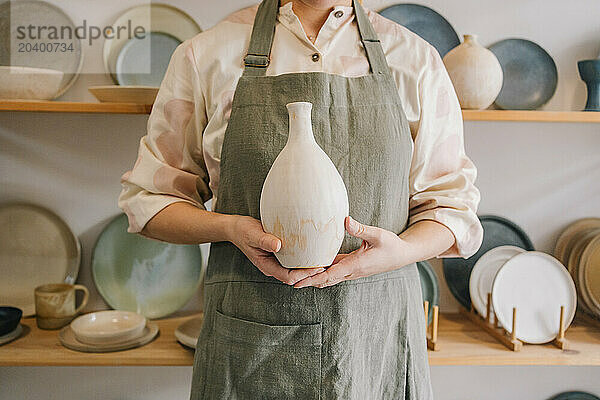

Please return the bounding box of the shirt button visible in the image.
[311,53,320,62]
[334,10,344,18]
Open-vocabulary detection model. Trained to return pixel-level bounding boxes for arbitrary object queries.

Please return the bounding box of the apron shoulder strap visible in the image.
[243,0,391,76]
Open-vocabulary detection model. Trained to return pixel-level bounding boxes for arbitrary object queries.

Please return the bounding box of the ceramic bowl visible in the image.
[70,310,146,345]
[0,307,23,336]
[0,66,64,100]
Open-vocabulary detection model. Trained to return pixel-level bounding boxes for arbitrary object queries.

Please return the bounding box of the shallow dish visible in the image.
[0,66,64,100]
[0,203,81,317]
[88,85,159,104]
[0,324,23,346]
[492,251,576,344]
[469,245,525,318]
[0,306,23,336]
[59,323,159,353]
[579,235,600,314]
[174,315,204,349]
[70,310,146,345]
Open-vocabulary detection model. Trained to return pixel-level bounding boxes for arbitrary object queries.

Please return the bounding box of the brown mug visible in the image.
[34,283,89,330]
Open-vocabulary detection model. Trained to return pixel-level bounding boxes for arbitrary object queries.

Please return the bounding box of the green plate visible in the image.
[417,261,439,325]
[92,214,202,319]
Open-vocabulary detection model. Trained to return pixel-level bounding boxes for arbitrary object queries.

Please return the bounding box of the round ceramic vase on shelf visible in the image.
[443,34,503,110]
[578,59,600,111]
[260,102,349,269]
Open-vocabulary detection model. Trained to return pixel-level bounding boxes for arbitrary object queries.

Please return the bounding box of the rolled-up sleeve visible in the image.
[117,41,212,233]
[407,45,483,258]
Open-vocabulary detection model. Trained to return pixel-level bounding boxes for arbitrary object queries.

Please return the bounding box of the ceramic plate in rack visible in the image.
[0,0,84,98]
[378,4,459,57]
[578,235,600,314]
[443,215,534,309]
[103,4,201,84]
[469,245,526,318]
[59,322,159,353]
[0,203,81,317]
[566,229,600,314]
[175,315,204,349]
[417,261,439,325]
[88,85,159,104]
[488,38,558,110]
[554,218,600,265]
[549,392,600,400]
[92,214,203,319]
[491,251,577,344]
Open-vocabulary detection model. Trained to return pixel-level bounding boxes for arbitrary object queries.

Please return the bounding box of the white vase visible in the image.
[443,34,503,110]
[260,102,349,269]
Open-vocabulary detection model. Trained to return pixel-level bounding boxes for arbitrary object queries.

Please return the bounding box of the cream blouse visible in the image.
[117,2,484,258]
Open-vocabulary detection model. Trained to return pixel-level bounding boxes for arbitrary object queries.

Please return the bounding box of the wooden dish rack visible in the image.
[459,293,569,351]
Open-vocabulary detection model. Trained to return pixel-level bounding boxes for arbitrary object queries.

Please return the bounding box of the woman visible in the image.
[118,0,483,398]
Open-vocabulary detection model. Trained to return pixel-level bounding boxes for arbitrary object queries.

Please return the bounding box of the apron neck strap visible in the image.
[243,0,390,76]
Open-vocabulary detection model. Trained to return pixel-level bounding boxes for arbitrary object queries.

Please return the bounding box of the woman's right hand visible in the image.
[227,215,326,285]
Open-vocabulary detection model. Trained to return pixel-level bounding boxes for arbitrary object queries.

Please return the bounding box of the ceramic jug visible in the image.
[260,102,349,269]
[443,34,503,110]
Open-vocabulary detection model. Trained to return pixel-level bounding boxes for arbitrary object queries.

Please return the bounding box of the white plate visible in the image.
[103,4,201,83]
[174,315,203,349]
[492,251,577,344]
[469,245,526,317]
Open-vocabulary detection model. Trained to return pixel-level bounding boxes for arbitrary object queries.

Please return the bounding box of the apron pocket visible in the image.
[206,310,322,400]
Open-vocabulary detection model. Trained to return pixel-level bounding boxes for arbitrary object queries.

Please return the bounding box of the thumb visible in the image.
[257,232,282,253]
[345,216,381,244]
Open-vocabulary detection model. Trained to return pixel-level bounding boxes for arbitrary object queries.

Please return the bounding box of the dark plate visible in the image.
[417,261,439,325]
[549,391,600,400]
[489,38,558,110]
[0,306,22,336]
[378,3,460,57]
[443,215,535,309]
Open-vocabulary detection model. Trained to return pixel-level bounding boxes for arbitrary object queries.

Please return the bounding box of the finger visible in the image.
[253,232,282,253]
[332,253,350,264]
[345,216,382,245]
[294,261,353,289]
[258,257,325,285]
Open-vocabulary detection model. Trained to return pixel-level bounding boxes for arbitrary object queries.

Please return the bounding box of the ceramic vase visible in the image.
[578,59,600,111]
[260,102,349,269]
[443,34,503,110]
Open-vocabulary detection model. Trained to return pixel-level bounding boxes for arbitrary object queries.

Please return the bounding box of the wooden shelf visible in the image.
[0,100,599,122]
[1,313,599,367]
[462,109,600,123]
[0,100,152,114]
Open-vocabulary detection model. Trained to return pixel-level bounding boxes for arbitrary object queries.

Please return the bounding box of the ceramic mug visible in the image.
[34,283,89,330]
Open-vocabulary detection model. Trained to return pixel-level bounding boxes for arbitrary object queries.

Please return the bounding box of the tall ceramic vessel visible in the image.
[443,34,503,110]
[260,102,349,269]
[578,59,600,111]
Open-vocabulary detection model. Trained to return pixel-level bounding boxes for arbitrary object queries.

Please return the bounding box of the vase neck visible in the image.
[286,102,316,145]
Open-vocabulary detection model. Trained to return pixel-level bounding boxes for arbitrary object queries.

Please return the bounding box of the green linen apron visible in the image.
[190,0,433,398]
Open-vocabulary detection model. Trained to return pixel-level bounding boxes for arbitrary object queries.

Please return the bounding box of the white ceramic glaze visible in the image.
[443,34,503,110]
[491,251,577,344]
[0,66,64,100]
[469,245,525,318]
[70,310,146,345]
[260,102,349,268]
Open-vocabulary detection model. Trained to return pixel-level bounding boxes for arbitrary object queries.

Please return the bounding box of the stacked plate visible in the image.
[554,218,600,318]
[60,310,159,353]
[470,247,577,344]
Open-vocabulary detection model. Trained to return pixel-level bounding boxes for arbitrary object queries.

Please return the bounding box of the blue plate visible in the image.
[443,215,535,309]
[549,391,600,400]
[417,261,439,325]
[116,31,181,87]
[489,38,558,110]
[92,214,202,319]
[378,3,460,57]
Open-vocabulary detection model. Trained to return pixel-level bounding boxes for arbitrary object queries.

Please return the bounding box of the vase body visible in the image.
[260,102,349,268]
[443,34,503,110]
[578,59,600,111]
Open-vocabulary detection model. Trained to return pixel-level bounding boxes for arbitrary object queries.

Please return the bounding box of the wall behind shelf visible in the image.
[1,0,599,399]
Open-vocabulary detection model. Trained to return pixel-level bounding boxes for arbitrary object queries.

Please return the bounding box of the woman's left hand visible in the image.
[293,216,409,289]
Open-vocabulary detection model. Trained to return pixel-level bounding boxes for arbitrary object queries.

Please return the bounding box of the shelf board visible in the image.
[462,109,600,123]
[0,313,599,367]
[0,100,599,122]
[0,100,152,114]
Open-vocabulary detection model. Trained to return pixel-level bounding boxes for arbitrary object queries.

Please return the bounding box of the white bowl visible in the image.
[70,311,146,345]
[0,66,64,100]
